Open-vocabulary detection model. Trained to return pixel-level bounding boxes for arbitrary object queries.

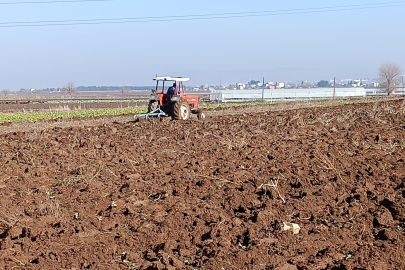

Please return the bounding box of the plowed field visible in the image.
[1,99,405,270]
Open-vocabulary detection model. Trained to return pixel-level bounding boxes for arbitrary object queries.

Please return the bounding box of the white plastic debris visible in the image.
[283,222,301,235]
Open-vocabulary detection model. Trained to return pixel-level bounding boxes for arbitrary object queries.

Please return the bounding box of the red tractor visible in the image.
[136,76,205,120]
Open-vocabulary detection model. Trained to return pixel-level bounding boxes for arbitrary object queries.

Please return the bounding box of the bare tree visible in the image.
[62,81,77,96]
[379,63,402,95]
[1,89,10,96]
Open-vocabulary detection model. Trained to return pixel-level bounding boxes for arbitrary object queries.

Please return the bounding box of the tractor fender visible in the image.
[149,94,159,102]
[170,96,181,103]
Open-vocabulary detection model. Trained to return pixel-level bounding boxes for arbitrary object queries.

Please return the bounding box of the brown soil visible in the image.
[0,97,400,136]
[1,99,405,269]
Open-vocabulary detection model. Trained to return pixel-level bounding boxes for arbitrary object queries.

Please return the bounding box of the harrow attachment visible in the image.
[134,106,166,120]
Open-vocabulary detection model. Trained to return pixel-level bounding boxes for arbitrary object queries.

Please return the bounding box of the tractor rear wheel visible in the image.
[172,98,191,120]
[147,101,158,113]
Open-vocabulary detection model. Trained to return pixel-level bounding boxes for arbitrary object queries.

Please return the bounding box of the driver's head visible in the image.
[173,83,176,87]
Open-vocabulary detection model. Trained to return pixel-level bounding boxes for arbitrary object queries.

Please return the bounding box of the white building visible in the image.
[276,82,285,89]
[236,83,245,90]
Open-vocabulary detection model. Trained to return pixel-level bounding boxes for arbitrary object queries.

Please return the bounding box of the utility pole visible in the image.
[262,77,265,102]
[402,75,405,94]
[333,77,336,99]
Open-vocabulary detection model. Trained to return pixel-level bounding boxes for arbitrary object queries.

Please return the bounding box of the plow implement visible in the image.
[134,106,166,120]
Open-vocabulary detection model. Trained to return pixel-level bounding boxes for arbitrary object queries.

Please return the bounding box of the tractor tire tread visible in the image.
[172,98,190,120]
[148,101,158,113]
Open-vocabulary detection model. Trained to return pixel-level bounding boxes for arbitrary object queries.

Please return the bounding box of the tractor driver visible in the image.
[167,83,176,96]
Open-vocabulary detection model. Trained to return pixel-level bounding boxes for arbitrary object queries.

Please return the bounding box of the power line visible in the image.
[2,1,403,24]
[0,0,114,4]
[0,1,403,28]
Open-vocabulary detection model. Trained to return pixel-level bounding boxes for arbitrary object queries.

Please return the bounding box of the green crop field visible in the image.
[0,108,147,123]
[0,102,267,123]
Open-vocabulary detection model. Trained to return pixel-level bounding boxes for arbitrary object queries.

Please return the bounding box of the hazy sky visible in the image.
[0,0,404,90]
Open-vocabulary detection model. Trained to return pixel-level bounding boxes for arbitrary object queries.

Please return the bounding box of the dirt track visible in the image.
[1,99,405,269]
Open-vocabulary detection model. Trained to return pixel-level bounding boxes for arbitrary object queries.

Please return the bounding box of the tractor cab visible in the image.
[152,77,197,108]
[146,76,204,120]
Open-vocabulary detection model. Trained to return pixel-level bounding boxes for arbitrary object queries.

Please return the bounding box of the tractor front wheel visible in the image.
[197,110,206,119]
[147,101,158,113]
[172,99,191,120]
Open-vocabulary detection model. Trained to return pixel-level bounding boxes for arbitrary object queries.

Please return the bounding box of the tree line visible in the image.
[77,86,154,92]
[1,65,403,96]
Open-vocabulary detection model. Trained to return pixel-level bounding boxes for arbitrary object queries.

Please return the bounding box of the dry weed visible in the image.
[258,178,286,203]
[315,150,345,183]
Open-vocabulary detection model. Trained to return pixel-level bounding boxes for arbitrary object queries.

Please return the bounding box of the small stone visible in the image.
[375,209,394,227]
[233,218,243,226]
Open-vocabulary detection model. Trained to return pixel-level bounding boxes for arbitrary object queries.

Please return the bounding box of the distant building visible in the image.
[236,83,245,90]
[275,82,285,89]
[353,80,362,87]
